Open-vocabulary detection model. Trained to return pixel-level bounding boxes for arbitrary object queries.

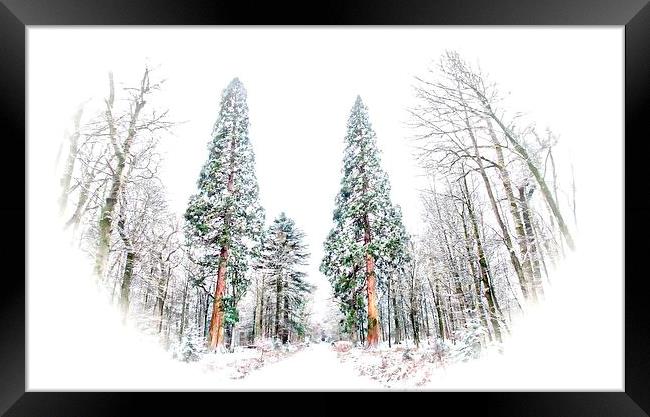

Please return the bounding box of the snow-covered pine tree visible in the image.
[321,96,409,347]
[184,78,264,351]
[259,213,311,345]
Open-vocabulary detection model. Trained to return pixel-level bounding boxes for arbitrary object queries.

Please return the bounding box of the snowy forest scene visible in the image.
[27,28,623,391]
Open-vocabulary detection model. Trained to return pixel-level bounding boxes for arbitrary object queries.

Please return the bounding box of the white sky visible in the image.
[27,27,623,390]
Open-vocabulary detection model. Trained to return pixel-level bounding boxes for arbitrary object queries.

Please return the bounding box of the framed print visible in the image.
[2,0,648,415]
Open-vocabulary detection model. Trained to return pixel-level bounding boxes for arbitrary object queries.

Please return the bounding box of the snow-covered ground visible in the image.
[337,343,440,389]
[28,199,621,391]
[240,342,381,390]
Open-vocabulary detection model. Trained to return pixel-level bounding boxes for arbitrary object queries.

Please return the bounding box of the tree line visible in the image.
[413,52,574,350]
[58,74,312,357]
[57,51,575,360]
[320,51,575,355]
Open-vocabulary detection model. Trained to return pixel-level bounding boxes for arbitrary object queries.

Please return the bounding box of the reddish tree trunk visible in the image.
[366,253,380,347]
[208,125,237,350]
[364,216,380,347]
[208,245,229,350]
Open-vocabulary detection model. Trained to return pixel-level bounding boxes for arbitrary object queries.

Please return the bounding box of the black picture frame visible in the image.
[2,0,648,415]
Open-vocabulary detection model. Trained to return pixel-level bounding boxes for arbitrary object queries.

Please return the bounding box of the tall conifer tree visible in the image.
[185,78,264,350]
[259,213,311,344]
[321,96,409,347]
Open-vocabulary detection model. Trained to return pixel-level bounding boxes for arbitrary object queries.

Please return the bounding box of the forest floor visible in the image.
[336,343,446,388]
[196,343,305,380]
[236,341,460,389]
[236,342,381,389]
[173,339,503,390]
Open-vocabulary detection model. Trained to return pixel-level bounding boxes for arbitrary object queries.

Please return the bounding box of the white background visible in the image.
[27,27,623,390]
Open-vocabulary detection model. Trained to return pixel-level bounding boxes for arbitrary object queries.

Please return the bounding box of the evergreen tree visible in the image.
[184,78,264,350]
[259,213,311,345]
[321,96,409,347]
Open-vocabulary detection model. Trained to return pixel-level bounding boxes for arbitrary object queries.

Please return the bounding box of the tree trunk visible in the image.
[256,279,265,341]
[363,214,380,348]
[95,70,148,280]
[119,252,135,321]
[65,165,102,232]
[462,175,502,343]
[422,297,431,341]
[464,116,527,301]
[203,292,209,338]
[459,205,491,338]
[208,246,229,349]
[409,296,420,348]
[399,291,410,343]
[207,106,239,350]
[275,271,282,342]
[387,273,392,347]
[156,268,171,334]
[379,298,386,342]
[427,276,445,342]
[359,310,365,345]
[434,283,447,341]
[282,294,290,344]
[229,280,237,352]
[179,279,189,340]
[392,277,401,344]
[487,120,535,301]
[59,105,84,215]
[453,273,468,327]
[266,296,273,338]
[408,264,421,347]
[519,185,544,300]
[96,194,117,280]
[489,114,575,251]
[116,209,135,322]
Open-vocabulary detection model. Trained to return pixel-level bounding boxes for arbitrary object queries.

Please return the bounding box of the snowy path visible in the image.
[234,343,381,390]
